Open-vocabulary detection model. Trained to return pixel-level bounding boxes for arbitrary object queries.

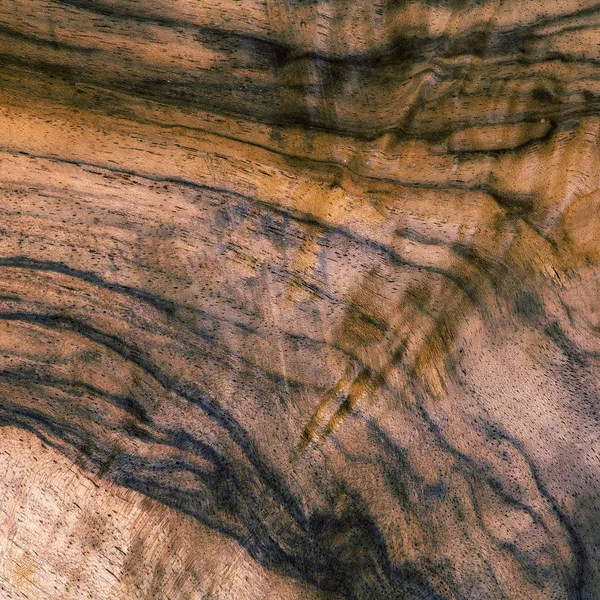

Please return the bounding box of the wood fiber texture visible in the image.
[1,0,600,598]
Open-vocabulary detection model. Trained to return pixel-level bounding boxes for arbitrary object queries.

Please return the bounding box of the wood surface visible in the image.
[1,0,600,598]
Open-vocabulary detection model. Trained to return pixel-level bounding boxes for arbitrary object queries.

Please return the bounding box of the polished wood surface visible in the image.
[1,1,600,598]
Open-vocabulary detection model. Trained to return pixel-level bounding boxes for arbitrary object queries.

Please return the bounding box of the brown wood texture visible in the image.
[1,1,600,598]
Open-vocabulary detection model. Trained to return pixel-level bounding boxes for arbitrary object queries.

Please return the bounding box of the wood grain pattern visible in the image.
[1,1,600,598]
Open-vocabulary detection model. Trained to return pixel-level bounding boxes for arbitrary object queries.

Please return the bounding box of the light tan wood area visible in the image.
[1,1,600,598]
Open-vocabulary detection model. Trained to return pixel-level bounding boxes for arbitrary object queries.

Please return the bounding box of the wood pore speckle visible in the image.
[1,1,600,599]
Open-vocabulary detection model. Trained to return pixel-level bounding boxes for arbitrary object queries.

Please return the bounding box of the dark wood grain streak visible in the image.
[1,1,600,599]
